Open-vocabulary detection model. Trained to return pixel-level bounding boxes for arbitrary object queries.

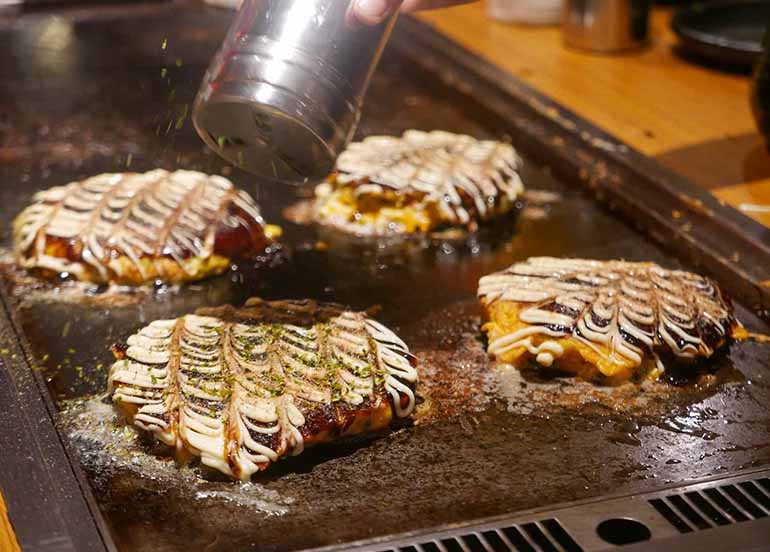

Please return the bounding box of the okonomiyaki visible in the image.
[12,169,279,286]
[478,257,745,384]
[107,298,418,480]
[313,130,524,236]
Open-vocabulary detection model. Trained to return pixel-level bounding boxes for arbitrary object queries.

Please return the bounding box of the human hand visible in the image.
[349,0,476,26]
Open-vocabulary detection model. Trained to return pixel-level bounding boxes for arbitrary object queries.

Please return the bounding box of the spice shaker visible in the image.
[563,0,650,53]
[193,0,398,183]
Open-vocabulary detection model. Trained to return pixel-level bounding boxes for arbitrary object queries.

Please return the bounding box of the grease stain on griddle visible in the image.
[63,397,294,515]
[0,244,287,311]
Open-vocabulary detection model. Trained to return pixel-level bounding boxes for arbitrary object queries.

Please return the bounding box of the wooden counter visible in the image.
[417,4,770,229]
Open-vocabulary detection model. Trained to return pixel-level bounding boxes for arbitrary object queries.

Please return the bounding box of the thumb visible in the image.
[349,0,403,26]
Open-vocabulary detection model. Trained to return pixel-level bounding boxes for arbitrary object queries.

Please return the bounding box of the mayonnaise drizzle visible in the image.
[329,130,524,227]
[478,257,736,371]
[13,169,265,284]
[109,309,418,480]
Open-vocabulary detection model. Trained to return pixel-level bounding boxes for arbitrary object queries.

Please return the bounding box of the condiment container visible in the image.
[563,0,650,53]
[193,0,397,183]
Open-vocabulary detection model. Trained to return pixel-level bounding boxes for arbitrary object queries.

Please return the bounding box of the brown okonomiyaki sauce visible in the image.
[212,202,272,260]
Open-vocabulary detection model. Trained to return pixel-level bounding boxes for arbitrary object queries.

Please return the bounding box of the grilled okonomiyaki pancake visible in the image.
[314,130,524,236]
[478,257,745,384]
[108,298,418,480]
[12,169,278,286]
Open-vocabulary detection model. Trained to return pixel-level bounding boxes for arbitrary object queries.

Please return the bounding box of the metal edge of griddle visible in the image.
[307,466,770,552]
[0,281,115,552]
[390,16,770,316]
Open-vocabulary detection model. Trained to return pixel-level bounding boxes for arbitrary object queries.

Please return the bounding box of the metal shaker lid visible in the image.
[193,93,346,184]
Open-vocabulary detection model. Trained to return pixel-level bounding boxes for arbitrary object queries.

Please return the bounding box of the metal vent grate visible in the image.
[317,469,770,552]
[381,518,582,552]
[649,477,770,533]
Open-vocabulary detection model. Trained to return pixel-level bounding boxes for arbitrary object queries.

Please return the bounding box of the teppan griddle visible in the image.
[0,3,769,551]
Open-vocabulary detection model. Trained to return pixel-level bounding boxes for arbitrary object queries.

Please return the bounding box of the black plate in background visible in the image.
[672,0,769,68]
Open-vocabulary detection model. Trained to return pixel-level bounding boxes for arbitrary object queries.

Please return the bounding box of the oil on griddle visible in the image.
[1,5,770,552]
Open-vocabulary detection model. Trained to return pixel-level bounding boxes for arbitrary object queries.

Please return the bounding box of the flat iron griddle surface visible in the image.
[1,5,769,551]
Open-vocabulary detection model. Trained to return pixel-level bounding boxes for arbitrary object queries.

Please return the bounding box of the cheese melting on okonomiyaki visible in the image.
[478,257,744,383]
[12,169,276,286]
[107,300,418,480]
[314,130,524,236]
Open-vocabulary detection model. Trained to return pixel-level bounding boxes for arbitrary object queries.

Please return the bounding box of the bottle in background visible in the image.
[563,0,650,53]
[487,0,564,25]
